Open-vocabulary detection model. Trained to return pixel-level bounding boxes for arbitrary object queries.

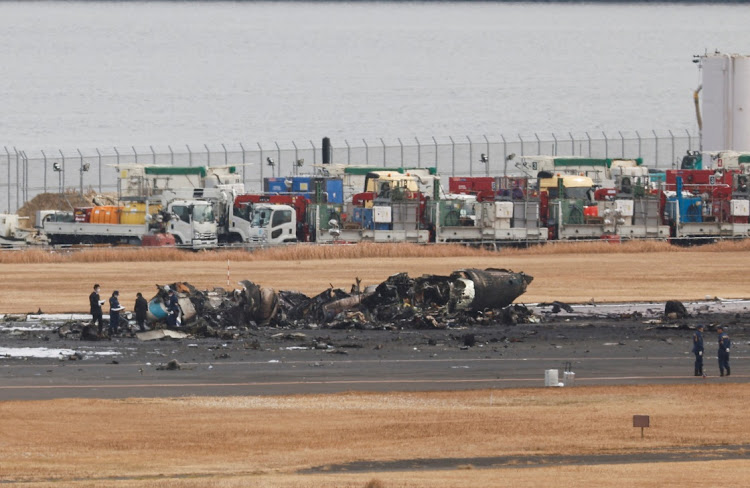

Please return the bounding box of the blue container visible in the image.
[326,179,344,204]
[292,176,313,193]
[264,177,287,193]
[667,196,702,223]
[351,207,373,229]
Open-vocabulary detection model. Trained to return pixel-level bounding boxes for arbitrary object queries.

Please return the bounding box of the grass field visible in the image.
[1,241,748,313]
[2,385,749,487]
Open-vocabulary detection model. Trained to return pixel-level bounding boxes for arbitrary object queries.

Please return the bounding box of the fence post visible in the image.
[535,132,541,155]
[168,145,174,166]
[186,144,192,166]
[150,145,156,165]
[222,143,228,166]
[257,142,264,187]
[501,134,507,176]
[586,132,591,157]
[345,139,351,165]
[77,148,84,197]
[519,134,524,157]
[432,136,438,172]
[41,149,48,195]
[58,149,66,196]
[619,131,625,157]
[467,135,473,177]
[310,140,316,166]
[273,141,281,177]
[449,136,455,178]
[363,139,369,165]
[603,131,608,158]
[653,130,658,167]
[636,130,642,159]
[275,142,281,179]
[483,134,490,177]
[380,138,386,166]
[569,132,574,155]
[416,137,422,168]
[22,151,28,203]
[205,143,211,167]
[398,138,403,167]
[18,149,28,203]
[685,128,692,152]
[14,148,19,209]
[552,133,558,156]
[95,148,102,193]
[132,146,138,165]
[669,130,675,168]
[291,141,298,176]
[4,147,9,212]
[239,143,246,185]
[114,147,120,168]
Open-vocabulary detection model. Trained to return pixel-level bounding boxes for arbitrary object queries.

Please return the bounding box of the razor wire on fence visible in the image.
[2,129,698,213]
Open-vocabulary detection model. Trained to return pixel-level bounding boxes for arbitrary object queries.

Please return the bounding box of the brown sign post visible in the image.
[633,415,650,438]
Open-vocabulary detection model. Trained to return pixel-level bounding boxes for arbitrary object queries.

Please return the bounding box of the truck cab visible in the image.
[242,204,297,246]
[164,200,218,249]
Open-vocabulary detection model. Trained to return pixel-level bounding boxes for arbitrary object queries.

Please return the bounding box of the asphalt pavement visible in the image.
[1,299,746,400]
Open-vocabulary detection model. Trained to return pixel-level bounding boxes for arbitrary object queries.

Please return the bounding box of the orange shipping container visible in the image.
[91,206,121,224]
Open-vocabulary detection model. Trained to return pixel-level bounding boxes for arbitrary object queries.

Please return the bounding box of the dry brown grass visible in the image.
[4,238,750,265]
[1,385,749,487]
[1,249,749,313]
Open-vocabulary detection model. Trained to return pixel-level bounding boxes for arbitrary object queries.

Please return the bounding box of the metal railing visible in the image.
[2,129,698,213]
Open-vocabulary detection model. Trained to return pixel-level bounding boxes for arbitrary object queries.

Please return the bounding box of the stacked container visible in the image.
[90,206,120,224]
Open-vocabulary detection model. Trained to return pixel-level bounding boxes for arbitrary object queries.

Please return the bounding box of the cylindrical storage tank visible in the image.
[701,53,750,152]
[732,56,750,151]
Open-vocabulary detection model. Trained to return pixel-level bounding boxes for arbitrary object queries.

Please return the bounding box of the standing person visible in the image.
[165,288,180,329]
[134,292,148,332]
[109,290,124,336]
[692,324,705,377]
[717,326,731,377]
[89,284,105,335]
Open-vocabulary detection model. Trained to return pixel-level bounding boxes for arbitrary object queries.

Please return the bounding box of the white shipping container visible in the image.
[544,369,559,387]
[730,199,750,217]
[373,206,392,223]
[615,199,634,217]
[495,201,514,219]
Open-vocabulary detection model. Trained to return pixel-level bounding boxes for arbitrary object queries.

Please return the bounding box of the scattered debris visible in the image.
[157,359,182,370]
[665,300,689,319]
[136,330,189,341]
[143,269,534,336]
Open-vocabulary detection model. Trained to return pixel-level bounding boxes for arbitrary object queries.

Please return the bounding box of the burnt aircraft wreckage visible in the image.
[142,268,534,336]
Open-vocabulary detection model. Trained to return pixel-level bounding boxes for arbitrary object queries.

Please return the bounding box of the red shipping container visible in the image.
[74,207,93,223]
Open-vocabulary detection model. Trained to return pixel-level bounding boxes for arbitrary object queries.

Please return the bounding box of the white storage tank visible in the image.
[700,52,750,152]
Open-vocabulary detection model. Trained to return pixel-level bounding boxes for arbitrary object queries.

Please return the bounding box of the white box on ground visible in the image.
[563,371,575,386]
[544,369,559,387]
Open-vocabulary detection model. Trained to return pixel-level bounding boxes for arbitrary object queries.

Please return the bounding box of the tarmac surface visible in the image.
[1,299,747,401]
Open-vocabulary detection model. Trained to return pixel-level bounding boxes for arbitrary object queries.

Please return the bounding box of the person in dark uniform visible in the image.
[89,284,104,335]
[165,288,180,329]
[109,290,124,336]
[692,324,704,377]
[717,326,731,377]
[134,292,148,332]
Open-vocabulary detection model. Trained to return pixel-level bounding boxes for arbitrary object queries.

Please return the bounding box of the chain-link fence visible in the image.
[2,129,698,213]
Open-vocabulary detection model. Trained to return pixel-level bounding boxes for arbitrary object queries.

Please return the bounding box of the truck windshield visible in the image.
[251,209,271,228]
[192,204,215,224]
[547,187,591,200]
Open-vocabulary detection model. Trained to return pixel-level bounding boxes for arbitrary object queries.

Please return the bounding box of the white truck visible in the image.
[38,198,218,249]
[160,188,300,247]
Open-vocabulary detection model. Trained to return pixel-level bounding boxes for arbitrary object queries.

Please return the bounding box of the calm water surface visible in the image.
[1,1,749,149]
